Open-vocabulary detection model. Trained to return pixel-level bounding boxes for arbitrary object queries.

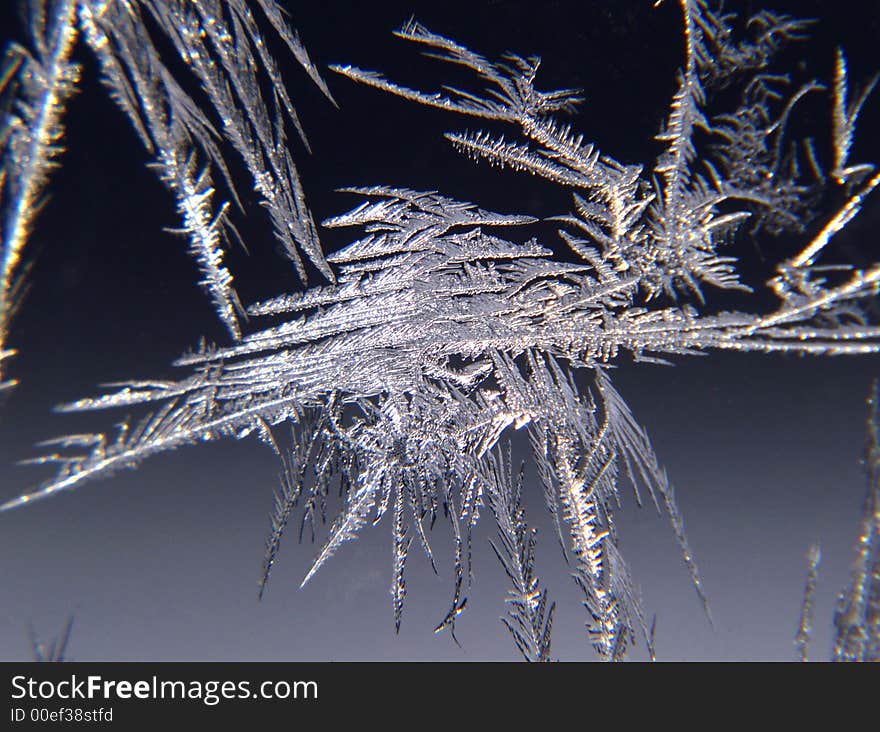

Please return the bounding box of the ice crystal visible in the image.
[1,0,333,379]
[485,445,555,662]
[795,544,821,663]
[796,384,880,662]
[2,1,879,660]
[0,0,79,390]
[832,384,880,662]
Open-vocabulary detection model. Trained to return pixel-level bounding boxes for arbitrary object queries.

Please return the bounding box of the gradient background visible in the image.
[1,0,879,661]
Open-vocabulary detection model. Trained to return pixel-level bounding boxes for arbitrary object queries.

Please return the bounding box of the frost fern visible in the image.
[2,1,879,660]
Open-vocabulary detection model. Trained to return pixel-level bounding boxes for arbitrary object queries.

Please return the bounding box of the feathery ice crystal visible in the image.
[2,0,879,660]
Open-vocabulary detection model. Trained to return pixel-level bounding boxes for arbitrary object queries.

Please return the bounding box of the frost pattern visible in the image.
[795,544,821,663]
[2,1,880,660]
[796,384,880,662]
[486,445,555,662]
[832,384,880,662]
[0,0,333,380]
[0,0,79,390]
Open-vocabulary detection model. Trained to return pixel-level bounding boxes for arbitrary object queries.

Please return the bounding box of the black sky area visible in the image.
[1,0,879,662]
